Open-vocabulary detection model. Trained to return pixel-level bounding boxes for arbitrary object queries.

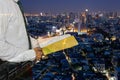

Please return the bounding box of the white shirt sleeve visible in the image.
[0,29,36,62]
[0,3,36,62]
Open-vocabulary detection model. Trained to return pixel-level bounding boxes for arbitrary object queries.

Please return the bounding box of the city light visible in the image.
[85,9,89,12]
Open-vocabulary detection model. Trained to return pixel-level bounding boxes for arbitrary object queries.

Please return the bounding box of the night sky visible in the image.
[21,0,120,13]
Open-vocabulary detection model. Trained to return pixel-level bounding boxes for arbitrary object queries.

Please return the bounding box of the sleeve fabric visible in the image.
[0,2,36,62]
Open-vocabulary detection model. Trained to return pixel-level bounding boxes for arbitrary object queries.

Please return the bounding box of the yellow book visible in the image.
[39,34,78,55]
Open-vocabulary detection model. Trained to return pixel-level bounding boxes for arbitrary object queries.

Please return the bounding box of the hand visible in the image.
[34,47,43,61]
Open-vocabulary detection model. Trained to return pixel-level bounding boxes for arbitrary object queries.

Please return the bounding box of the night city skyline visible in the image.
[1,0,120,80]
[21,0,120,13]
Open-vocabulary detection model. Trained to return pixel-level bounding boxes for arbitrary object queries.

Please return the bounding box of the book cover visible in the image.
[38,34,78,55]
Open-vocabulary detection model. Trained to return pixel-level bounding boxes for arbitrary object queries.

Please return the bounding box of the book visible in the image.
[38,34,78,55]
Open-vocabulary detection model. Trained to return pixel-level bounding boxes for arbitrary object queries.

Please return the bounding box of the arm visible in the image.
[0,5,37,62]
[0,23,36,62]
